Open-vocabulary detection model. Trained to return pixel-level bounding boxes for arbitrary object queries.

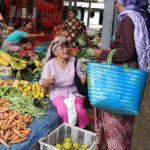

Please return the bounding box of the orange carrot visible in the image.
[16,121,20,131]
[20,124,27,130]
[13,129,23,138]
[19,121,26,125]
[10,135,20,142]
[23,114,29,119]
[0,108,10,113]
[4,122,17,131]
[0,138,10,149]
[23,118,30,123]
[20,129,30,135]
[4,130,11,142]
[7,113,18,125]
[0,113,3,120]
[8,133,16,141]
[20,133,28,137]
[10,136,28,144]
[29,118,33,123]
[0,130,4,138]
[0,120,4,127]
[1,120,8,130]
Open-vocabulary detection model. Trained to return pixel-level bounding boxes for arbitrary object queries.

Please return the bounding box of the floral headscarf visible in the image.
[45,35,70,63]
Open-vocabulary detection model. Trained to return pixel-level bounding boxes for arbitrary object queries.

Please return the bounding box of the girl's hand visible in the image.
[40,32,45,37]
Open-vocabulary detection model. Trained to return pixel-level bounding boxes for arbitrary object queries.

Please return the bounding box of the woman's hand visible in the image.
[42,75,55,89]
[91,49,103,60]
[81,73,87,85]
[48,75,55,84]
[40,32,45,37]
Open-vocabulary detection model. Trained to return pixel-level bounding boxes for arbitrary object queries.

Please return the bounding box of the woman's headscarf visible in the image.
[45,35,70,63]
[117,0,150,71]
[117,0,148,9]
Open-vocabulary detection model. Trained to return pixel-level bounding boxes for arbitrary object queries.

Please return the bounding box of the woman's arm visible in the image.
[41,75,55,89]
[76,59,87,84]
[41,79,51,89]
[39,62,53,89]
[92,16,136,62]
[25,32,45,38]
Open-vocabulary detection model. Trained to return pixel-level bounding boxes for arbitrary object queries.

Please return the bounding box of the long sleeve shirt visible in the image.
[39,57,84,100]
[100,16,138,68]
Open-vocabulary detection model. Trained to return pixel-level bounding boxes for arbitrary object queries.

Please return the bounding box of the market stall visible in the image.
[0,1,99,150]
[0,75,62,149]
[0,99,61,150]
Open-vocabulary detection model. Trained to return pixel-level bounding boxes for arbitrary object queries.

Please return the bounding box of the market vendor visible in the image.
[91,0,150,150]
[39,35,89,129]
[1,19,45,53]
[62,9,87,48]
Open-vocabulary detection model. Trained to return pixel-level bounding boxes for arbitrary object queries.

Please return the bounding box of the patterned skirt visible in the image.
[94,108,135,150]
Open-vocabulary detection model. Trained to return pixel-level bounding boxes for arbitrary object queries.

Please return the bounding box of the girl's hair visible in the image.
[70,9,78,15]
[14,23,22,30]
[14,19,32,30]
[24,19,32,26]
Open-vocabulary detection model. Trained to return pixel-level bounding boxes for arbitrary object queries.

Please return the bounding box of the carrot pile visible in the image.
[0,107,32,149]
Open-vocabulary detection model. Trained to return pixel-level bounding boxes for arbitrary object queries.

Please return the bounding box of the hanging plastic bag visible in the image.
[63,94,77,125]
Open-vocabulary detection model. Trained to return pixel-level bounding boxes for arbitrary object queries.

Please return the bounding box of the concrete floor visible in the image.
[131,73,150,150]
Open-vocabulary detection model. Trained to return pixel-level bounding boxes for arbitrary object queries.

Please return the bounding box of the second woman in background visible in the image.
[2,19,45,53]
[62,9,87,48]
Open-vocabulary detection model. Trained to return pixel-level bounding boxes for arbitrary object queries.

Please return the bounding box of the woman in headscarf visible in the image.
[91,0,150,149]
[62,9,87,48]
[39,35,89,128]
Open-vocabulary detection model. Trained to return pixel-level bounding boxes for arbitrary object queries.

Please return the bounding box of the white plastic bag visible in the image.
[63,94,77,125]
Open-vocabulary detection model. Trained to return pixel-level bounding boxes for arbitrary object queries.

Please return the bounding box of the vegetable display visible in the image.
[0,80,50,118]
[74,48,94,59]
[0,107,32,149]
[5,89,49,118]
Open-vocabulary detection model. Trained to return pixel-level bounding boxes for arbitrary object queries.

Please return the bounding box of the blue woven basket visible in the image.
[87,49,148,115]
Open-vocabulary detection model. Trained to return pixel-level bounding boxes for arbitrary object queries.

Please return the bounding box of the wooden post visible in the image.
[69,0,72,11]
[87,0,92,27]
[74,0,77,9]
[100,0,116,49]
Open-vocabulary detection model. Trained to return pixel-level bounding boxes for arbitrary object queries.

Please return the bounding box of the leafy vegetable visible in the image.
[5,89,49,119]
[75,48,94,59]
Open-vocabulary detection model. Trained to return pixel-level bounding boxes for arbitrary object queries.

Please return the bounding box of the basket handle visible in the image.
[107,49,128,69]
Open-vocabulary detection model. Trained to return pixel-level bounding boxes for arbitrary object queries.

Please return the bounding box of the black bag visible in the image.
[74,58,88,96]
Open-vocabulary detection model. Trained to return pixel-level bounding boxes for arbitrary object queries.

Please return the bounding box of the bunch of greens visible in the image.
[75,48,94,59]
[5,88,49,119]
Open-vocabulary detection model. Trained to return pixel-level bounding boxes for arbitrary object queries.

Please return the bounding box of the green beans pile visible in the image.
[6,92,49,119]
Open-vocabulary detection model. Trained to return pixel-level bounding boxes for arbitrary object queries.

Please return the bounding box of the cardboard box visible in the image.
[0,66,12,76]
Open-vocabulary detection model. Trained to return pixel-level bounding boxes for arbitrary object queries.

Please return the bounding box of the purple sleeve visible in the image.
[100,16,136,62]
[39,62,51,86]
[77,60,84,79]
